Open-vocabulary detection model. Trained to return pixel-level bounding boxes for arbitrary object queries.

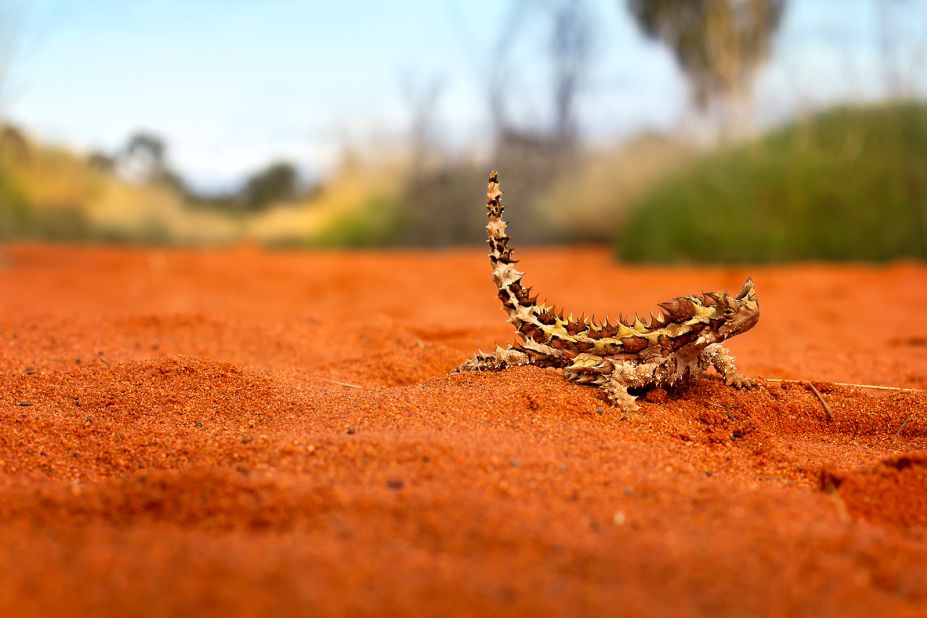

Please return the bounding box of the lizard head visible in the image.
[709,277,760,341]
[656,278,759,347]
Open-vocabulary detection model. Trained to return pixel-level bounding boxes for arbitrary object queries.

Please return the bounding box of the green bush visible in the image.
[0,170,100,242]
[310,194,410,248]
[0,170,32,238]
[616,102,927,262]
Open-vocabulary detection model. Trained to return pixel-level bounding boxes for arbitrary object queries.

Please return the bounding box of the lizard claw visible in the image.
[602,382,640,412]
[725,373,758,390]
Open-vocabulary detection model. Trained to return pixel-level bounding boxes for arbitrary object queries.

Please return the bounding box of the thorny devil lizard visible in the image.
[452,170,761,412]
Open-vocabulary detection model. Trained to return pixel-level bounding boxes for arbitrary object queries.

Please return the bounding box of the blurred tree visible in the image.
[399,73,445,169]
[0,0,21,132]
[479,0,594,241]
[876,0,926,98]
[86,151,114,171]
[1,124,28,161]
[126,133,165,160]
[0,1,13,107]
[115,131,195,204]
[488,0,593,148]
[626,0,786,135]
[0,1,24,250]
[119,131,169,183]
[547,0,593,144]
[241,161,299,210]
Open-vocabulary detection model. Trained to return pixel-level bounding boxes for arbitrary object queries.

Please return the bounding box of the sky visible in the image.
[3,0,926,192]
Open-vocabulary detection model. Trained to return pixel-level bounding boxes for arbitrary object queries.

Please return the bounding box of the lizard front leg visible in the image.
[563,354,637,410]
[700,343,757,389]
[601,376,640,412]
[452,345,531,373]
[605,361,661,411]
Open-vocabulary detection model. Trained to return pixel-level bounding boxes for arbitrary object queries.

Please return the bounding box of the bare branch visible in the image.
[398,72,446,168]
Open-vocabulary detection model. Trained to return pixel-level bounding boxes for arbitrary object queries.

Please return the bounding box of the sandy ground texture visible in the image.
[1,244,926,617]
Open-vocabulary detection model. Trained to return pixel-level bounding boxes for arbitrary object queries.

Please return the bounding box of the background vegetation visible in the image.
[618,103,927,262]
[1,0,925,262]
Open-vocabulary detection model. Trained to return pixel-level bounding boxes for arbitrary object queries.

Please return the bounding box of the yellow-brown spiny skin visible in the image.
[453,170,761,411]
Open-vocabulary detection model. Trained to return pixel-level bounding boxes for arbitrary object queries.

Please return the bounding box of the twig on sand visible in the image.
[896,414,914,436]
[319,377,362,389]
[830,492,851,522]
[807,383,834,422]
[822,480,852,523]
[764,378,923,393]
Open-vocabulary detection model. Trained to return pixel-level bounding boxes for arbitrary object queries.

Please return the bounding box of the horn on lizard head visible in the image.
[736,277,756,301]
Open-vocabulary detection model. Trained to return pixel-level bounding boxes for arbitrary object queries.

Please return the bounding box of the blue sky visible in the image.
[3,0,926,191]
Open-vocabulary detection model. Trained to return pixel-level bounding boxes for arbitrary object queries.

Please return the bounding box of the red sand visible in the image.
[0,244,925,617]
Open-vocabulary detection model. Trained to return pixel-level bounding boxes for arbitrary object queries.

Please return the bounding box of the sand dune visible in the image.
[1,245,925,616]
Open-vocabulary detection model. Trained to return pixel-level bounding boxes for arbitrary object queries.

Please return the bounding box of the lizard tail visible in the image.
[485,171,538,329]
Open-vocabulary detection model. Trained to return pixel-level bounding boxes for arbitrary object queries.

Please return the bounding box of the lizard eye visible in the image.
[723,308,735,317]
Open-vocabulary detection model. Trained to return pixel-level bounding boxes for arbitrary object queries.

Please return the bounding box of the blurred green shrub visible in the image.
[0,170,30,237]
[616,102,927,262]
[307,193,408,248]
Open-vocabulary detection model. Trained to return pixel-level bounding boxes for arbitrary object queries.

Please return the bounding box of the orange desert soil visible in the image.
[0,244,926,617]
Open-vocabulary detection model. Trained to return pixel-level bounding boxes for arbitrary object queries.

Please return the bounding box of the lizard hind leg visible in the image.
[452,345,531,373]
